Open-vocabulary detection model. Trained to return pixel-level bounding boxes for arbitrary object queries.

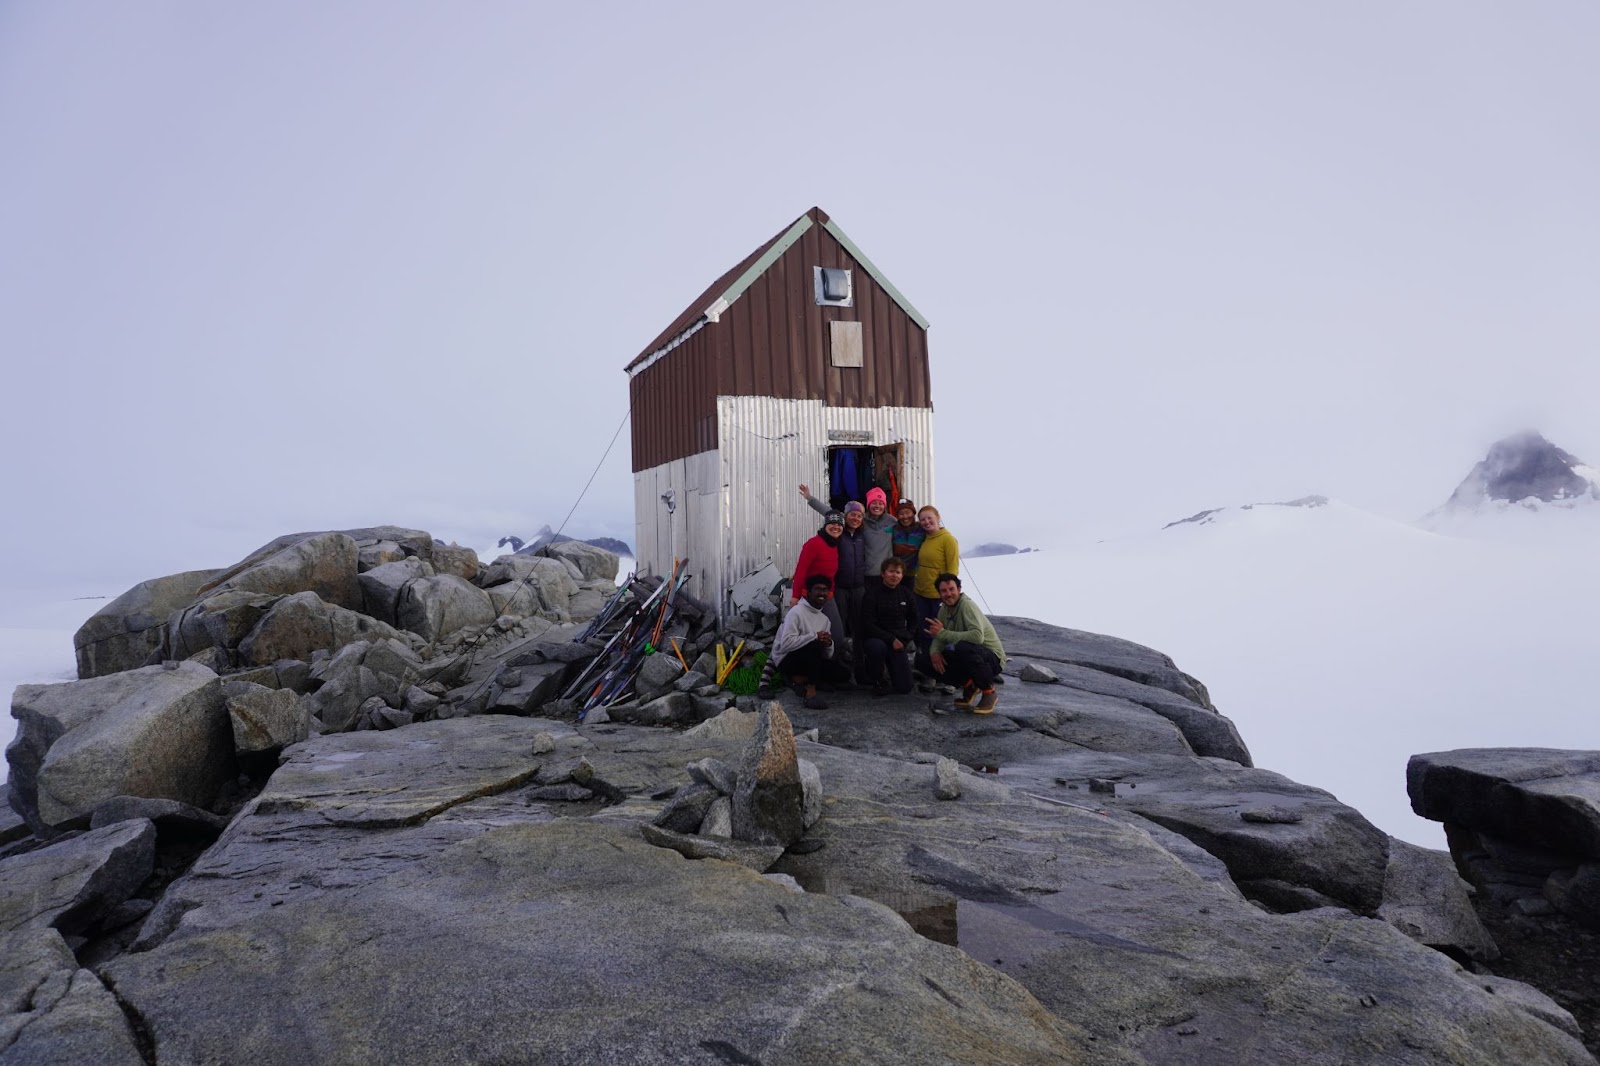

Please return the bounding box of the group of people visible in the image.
[760,484,1007,714]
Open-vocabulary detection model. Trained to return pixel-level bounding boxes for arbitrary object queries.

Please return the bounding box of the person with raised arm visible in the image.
[799,483,895,589]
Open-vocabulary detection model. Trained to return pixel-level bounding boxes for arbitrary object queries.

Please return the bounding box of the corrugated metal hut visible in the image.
[626,207,935,618]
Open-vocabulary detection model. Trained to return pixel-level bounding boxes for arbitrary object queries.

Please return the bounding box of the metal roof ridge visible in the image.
[714,214,814,309]
[821,218,930,330]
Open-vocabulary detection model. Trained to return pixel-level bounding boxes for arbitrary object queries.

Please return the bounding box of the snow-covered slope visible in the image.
[966,494,1600,849]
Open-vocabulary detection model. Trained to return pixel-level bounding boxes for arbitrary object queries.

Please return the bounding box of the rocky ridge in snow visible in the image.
[1423,431,1600,532]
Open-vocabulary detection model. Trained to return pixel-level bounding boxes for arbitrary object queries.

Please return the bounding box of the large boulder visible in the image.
[195,531,363,612]
[632,651,684,703]
[357,557,433,624]
[1409,748,1600,929]
[0,818,156,935]
[428,543,480,581]
[224,683,311,756]
[1408,748,1600,859]
[7,662,230,834]
[395,575,497,643]
[303,640,423,733]
[89,796,228,840]
[539,540,619,583]
[73,569,221,679]
[0,928,146,1065]
[1378,838,1499,961]
[731,703,805,847]
[164,589,281,662]
[479,555,578,619]
[235,591,407,665]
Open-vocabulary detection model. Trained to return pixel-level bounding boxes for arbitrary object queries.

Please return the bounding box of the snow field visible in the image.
[966,503,1600,849]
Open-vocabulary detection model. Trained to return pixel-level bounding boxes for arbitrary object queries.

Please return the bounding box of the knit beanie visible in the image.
[866,488,888,507]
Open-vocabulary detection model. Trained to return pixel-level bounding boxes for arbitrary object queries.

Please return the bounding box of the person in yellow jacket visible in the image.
[912,505,958,650]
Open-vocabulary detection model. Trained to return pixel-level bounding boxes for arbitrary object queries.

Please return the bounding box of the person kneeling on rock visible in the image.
[857,557,920,696]
[915,572,1006,713]
[764,574,851,709]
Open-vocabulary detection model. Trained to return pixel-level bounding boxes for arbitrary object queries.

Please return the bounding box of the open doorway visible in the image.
[824,443,903,509]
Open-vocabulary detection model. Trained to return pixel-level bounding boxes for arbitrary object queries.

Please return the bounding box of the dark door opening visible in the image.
[824,444,903,509]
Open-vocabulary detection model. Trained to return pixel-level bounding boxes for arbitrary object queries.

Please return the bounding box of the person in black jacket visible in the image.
[856,557,920,695]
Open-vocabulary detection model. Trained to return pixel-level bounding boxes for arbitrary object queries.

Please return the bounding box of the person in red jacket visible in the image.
[791,511,847,642]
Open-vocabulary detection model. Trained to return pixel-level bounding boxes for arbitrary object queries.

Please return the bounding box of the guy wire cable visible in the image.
[458,406,632,706]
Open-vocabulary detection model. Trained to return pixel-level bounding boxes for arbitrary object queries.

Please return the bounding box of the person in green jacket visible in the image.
[915,572,1005,713]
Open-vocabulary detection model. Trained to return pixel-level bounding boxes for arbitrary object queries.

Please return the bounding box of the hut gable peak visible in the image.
[626,207,928,376]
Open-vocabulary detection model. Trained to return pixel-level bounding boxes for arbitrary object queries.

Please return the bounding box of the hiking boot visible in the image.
[756,684,776,700]
[802,695,830,710]
[974,689,999,714]
[954,683,979,711]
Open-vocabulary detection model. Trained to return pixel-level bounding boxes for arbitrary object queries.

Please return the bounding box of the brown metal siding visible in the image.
[630,208,930,473]
[630,328,719,473]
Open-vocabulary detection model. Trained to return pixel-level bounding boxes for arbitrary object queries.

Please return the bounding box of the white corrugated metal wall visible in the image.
[634,399,935,619]
[632,450,720,602]
[719,397,934,614]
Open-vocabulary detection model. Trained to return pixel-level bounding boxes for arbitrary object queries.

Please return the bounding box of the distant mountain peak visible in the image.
[504,524,634,558]
[1433,432,1599,515]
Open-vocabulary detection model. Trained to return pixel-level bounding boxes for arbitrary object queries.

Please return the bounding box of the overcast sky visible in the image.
[3,2,1597,589]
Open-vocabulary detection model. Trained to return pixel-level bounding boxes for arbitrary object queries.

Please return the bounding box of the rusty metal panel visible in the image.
[630,328,719,472]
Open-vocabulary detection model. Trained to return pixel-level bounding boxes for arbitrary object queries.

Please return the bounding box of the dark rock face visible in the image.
[0,928,147,1065]
[0,819,156,937]
[1444,431,1597,506]
[62,716,1586,1065]
[989,616,1250,764]
[1410,748,1600,930]
[1001,750,1395,915]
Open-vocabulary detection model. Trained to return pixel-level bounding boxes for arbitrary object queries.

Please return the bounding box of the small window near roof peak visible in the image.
[814,267,852,307]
